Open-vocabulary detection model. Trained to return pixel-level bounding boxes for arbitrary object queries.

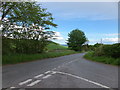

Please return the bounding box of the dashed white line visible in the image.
[61,59,79,67]
[45,71,51,74]
[19,79,32,85]
[51,59,79,71]
[42,74,52,79]
[55,71,110,89]
[68,61,74,64]
[34,74,44,79]
[10,87,16,89]
[27,80,41,87]
[9,57,111,89]
[51,71,57,74]
[52,68,56,71]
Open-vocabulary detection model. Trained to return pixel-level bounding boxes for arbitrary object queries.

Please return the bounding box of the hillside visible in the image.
[46,42,68,52]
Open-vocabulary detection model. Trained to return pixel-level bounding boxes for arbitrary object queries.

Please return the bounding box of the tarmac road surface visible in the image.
[2,53,118,89]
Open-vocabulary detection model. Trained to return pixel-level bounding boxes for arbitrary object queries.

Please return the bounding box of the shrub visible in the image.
[84,51,120,66]
[2,37,48,55]
[94,43,120,58]
[104,43,120,58]
[94,43,103,48]
[94,45,105,56]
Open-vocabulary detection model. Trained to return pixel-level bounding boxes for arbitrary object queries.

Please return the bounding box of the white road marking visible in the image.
[19,79,32,85]
[69,59,79,64]
[61,59,79,67]
[55,71,110,89]
[42,74,52,79]
[68,61,74,64]
[52,59,79,71]
[45,71,51,74]
[27,80,41,86]
[10,87,16,88]
[52,68,56,71]
[34,74,44,78]
[51,71,57,74]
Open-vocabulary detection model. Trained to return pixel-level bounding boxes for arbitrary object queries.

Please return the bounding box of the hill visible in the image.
[46,42,68,51]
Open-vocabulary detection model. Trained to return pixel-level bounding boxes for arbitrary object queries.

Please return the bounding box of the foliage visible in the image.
[1,2,57,40]
[84,51,120,66]
[2,37,48,55]
[3,50,77,65]
[67,29,87,51]
[1,2,57,27]
[94,43,103,47]
[94,45,105,56]
[94,43,120,58]
[1,2,58,55]
[88,45,94,51]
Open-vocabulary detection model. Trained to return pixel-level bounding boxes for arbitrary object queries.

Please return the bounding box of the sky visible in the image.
[40,2,118,45]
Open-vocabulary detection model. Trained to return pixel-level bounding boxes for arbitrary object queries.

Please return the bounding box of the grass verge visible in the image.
[3,50,77,65]
[84,51,120,66]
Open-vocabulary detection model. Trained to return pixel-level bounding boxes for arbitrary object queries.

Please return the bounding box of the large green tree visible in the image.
[67,29,87,51]
[1,2,57,39]
[1,1,58,54]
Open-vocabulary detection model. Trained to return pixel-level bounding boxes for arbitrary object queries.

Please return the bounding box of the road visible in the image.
[2,53,118,89]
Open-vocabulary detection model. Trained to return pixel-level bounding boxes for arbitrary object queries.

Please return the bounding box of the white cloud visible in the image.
[53,36,64,40]
[103,38,119,43]
[88,37,119,45]
[52,31,64,40]
[37,0,119,2]
[88,39,100,44]
[53,32,61,37]
[104,33,120,36]
[50,31,67,44]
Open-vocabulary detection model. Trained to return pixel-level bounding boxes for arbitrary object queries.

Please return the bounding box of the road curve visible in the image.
[2,53,118,89]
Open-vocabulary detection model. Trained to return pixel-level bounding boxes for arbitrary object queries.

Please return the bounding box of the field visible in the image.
[46,43,68,51]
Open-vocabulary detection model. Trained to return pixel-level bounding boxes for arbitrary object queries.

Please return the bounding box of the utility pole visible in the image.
[101,38,102,44]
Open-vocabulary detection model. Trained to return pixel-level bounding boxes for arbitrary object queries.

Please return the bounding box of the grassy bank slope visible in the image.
[84,51,120,66]
[46,43,67,51]
[3,43,76,65]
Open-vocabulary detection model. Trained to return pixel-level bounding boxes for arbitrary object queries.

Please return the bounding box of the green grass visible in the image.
[3,42,78,65]
[84,51,120,66]
[46,43,67,51]
[3,50,77,65]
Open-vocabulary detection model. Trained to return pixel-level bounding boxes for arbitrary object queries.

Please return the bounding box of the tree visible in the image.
[1,1,58,54]
[67,29,87,51]
[1,2,57,39]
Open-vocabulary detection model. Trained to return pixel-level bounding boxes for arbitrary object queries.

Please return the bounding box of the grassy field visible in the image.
[46,43,68,51]
[84,51,120,66]
[3,43,77,65]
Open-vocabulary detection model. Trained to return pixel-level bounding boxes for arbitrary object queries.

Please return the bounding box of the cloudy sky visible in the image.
[40,2,118,45]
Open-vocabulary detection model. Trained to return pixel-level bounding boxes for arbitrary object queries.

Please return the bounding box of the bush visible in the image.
[82,44,95,51]
[84,51,120,66]
[94,45,105,56]
[2,38,15,55]
[94,43,103,48]
[94,43,120,58]
[2,37,48,55]
[104,43,120,58]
